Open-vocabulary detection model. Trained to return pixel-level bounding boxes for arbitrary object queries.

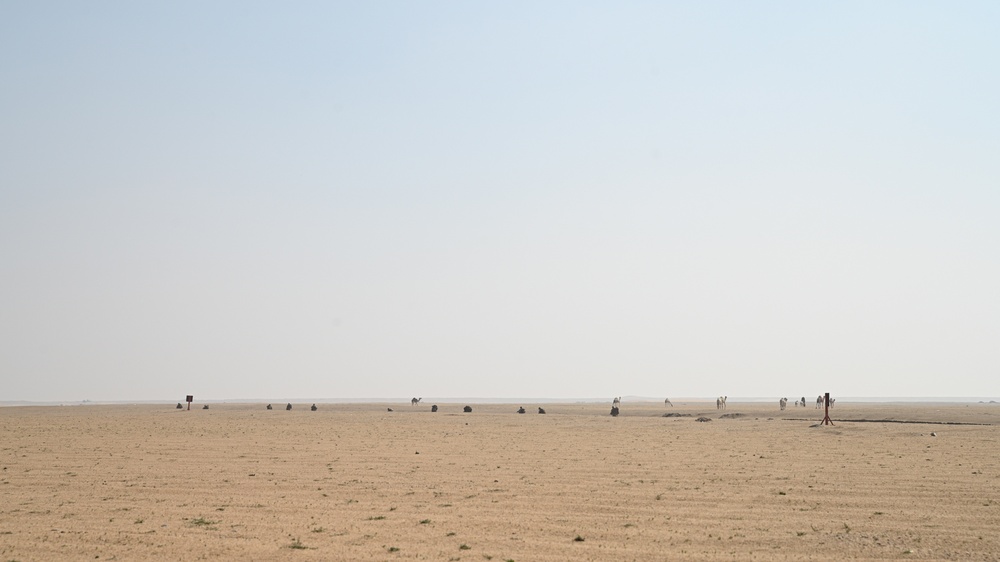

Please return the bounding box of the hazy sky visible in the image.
[2,2,998,402]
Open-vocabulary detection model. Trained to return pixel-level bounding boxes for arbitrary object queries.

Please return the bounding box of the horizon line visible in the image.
[4,395,1000,407]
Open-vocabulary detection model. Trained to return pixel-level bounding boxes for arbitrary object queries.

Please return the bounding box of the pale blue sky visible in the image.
[2,2,998,401]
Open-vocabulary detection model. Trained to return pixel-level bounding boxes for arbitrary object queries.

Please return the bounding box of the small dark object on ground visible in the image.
[463,405,472,413]
[266,404,272,410]
[176,403,183,409]
[310,404,317,411]
[610,406,620,417]
[202,405,209,410]
[696,417,712,422]
[286,403,292,411]
[538,407,546,414]
[662,412,691,417]
[387,408,393,412]
[719,413,745,419]
[517,407,526,414]
[431,405,438,412]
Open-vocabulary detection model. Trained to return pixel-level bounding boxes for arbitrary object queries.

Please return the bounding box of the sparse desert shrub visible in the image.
[189,517,216,527]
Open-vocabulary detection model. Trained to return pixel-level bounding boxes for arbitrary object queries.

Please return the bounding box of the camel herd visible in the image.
[781,395,836,410]
[608,395,836,416]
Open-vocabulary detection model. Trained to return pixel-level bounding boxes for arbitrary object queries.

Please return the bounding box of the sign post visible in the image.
[186,395,193,411]
[821,392,833,426]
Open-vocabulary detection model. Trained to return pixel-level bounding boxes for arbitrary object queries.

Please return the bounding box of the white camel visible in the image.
[816,395,824,409]
[612,396,621,409]
[411,397,421,406]
[717,396,727,410]
[779,397,787,410]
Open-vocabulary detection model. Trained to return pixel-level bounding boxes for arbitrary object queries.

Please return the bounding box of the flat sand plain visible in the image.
[1,401,998,561]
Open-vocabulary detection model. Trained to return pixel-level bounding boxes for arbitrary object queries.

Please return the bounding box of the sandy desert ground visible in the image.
[1,400,998,561]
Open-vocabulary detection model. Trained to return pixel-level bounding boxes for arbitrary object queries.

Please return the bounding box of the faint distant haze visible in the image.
[1,3,998,402]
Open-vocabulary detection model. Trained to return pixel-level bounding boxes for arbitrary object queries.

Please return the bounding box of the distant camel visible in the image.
[411,397,421,406]
[816,395,823,409]
[463,405,472,413]
[538,407,546,414]
[286,403,292,411]
[266,404,272,410]
[664,398,673,407]
[517,407,526,414]
[612,397,621,408]
[800,396,806,407]
[779,397,788,410]
[310,404,317,411]
[717,396,727,410]
[431,405,438,412]
[829,398,836,408]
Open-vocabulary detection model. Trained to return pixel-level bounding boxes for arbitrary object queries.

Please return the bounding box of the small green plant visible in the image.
[778,491,786,495]
[446,532,456,536]
[574,535,585,542]
[289,538,308,550]
[420,519,431,524]
[459,544,471,550]
[134,518,143,524]
[387,546,400,552]
[367,515,386,521]
[796,531,806,536]
[311,527,325,533]
[190,517,216,527]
